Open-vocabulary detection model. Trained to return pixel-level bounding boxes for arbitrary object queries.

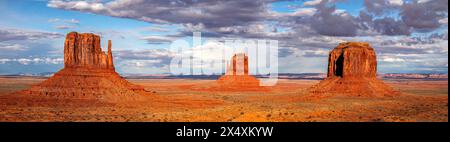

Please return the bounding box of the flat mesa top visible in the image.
[66,32,100,40]
[68,31,95,35]
[336,42,373,50]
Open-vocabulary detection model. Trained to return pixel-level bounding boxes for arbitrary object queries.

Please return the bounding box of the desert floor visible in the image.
[0,77,447,122]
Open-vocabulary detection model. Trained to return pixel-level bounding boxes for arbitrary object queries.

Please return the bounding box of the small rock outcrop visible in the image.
[309,42,398,97]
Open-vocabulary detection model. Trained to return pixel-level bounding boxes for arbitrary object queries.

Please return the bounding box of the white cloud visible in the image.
[119,59,163,68]
[291,8,317,16]
[140,35,176,44]
[380,56,405,62]
[66,18,80,24]
[48,0,106,12]
[388,0,404,6]
[0,57,63,65]
[304,0,323,6]
[48,18,80,30]
[0,28,63,41]
[333,9,348,16]
[417,0,432,4]
[439,18,448,25]
[48,18,79,24]
[54,25,74,30]
[0,43,28,51]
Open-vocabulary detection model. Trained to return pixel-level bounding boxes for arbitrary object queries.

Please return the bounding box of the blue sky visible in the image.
[0,0,448,75]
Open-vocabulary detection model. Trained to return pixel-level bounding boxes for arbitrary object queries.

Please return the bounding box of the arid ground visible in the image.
[0,77,447,122]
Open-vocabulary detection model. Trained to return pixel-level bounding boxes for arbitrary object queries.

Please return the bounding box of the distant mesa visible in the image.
[309,42,399,97]
[20,32,150,102]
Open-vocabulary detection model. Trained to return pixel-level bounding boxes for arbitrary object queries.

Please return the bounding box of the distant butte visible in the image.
[211,53,266,91]
[20,32,151,103]
[309,42,399,97]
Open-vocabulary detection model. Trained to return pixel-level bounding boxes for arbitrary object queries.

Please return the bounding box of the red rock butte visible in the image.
[64,32,115,70]
[20,32,148,102]
[309,42,398,97]
[215,53,263,91]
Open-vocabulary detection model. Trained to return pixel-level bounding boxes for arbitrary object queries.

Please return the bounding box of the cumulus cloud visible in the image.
[47,0,106,12]
[401,0,448,32]
[43,0,448,73]
[364,0,403,16]
[373,17,411,35]
[47,0,278,28]
[309,0,358,37]
[46,0,448,38]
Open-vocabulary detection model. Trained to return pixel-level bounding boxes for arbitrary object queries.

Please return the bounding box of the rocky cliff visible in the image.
[309,42,398,97]
[19,32,149,103]
[64,32,114,69]
[327,42,377,78]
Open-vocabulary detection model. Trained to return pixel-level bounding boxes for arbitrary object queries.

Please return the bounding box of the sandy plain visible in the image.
[0,77,447,122]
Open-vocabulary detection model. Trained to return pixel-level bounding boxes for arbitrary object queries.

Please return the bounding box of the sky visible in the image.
[0,0,448,75]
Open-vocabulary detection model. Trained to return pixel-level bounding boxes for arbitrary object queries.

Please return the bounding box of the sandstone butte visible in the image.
[213,53,266,91]
[309,42,399,97]
[19,32,150,102]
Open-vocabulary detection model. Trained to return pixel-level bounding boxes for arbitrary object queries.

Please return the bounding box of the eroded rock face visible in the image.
[20,32,149,103]
[309,42,398,97]
[327,42,377,78]
[64,32,114,69]
[214,54,263,91]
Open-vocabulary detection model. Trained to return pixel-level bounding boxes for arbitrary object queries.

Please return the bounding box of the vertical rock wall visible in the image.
[310,42,398,97]
[64,32,114,70]
[327,42,377,78]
